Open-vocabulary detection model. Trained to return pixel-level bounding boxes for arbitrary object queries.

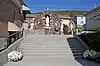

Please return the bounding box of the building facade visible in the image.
[0,0,29,51]
[86,6,100,31]
[75,15,86,28]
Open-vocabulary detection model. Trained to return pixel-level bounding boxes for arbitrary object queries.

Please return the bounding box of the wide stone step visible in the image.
[21,41,67,43]
[69,44,84,47]
[22,50,72,53]
[69,46,85,49]
[20,47,85,51]
[73,55,83,59]
[20,45,70,48]
[70,47,86,50]
[23,52,73,56]
[24,55,73,58]
[20,48,71,51]
[25,55,74,59]
[72,52,83,56]
[70,47,85,50]
[71,50,85,52]
[20,43,69,45]
[20,47,71,50]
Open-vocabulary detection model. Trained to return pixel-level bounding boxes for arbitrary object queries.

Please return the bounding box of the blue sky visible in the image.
[25,0,100,12]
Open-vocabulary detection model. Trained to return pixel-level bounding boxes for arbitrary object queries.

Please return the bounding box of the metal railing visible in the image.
[7,31,23,48]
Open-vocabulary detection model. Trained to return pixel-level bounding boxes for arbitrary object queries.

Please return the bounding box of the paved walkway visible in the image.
[4,30,100,66]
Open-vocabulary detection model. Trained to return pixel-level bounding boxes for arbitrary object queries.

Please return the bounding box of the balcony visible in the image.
[7,31,23,47]
[0,31,23,52]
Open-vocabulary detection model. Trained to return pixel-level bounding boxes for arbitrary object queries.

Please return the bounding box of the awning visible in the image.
[22,5,30,11]
[8,22,20,31]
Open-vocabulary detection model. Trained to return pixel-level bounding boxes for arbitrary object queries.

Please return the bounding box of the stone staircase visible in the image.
[67,37,86,59]
[20,32,86,59]
[20,35,73,58]
[4,30,100,66]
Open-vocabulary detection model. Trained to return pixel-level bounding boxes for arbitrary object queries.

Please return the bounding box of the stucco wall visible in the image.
[23,23,28,30]
[0,22,8,36]
[61,19,70,32]
[0,0,17,22]
[0,0,23,28]
[62,19,70,26]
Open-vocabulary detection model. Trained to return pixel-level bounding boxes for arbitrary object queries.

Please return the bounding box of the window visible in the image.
[81,21,84,24]
[81,17,83,19]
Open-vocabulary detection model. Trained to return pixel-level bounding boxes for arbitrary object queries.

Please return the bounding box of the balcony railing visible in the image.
[7,31,23,48]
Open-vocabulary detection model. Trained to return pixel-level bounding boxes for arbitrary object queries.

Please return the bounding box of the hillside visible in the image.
[53,10,88,15]
[32,10,88,21]
[53,10,88,21]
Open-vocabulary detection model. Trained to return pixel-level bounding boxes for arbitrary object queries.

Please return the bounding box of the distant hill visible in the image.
[32,10,88,21]
[53,10,88,21]
[33,10,88,15]
[52,10,88,15]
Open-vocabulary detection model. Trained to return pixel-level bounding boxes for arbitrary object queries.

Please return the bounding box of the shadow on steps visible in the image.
[67,37,86,59]
[67,37,100,66]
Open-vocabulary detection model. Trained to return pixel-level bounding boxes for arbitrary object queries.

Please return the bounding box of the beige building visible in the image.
[0,0,30,51]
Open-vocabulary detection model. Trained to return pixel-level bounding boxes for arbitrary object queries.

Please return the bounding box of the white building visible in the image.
[86,6,100,31]
[75,15,86,27]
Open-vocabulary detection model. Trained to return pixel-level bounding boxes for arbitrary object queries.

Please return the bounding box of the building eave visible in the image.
[86,6,100,15]
[22,5,31,13]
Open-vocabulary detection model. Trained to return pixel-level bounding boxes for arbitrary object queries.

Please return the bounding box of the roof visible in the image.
[22,5,30,11]
[22,5,31,13]
[86,6,100,15]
